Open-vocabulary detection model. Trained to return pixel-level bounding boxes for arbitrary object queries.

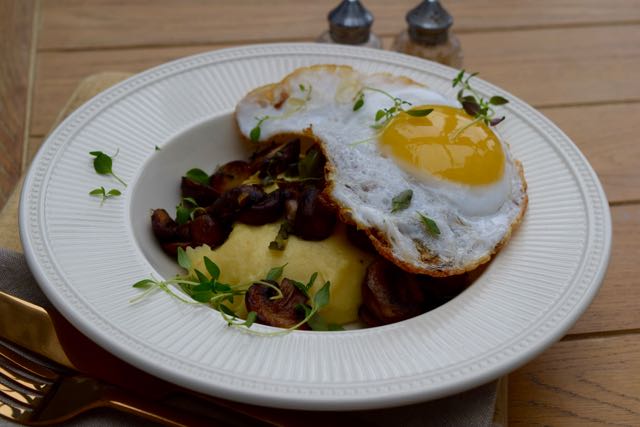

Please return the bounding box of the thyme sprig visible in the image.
[89,187,121,206]
[131,248,335,335]
[349,87,432,146]
[450,70,509,141]
[352,86,433,130]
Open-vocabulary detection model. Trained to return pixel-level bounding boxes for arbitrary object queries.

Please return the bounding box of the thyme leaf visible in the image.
[89,150,127,187]
[391,189,413,213]
[89,186,121,206]
[450,70,509,140]
[418,213,440,237]
[185,168,209,185]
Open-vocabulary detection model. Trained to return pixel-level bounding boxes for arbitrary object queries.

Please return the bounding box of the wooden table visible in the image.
[2,1,639,424]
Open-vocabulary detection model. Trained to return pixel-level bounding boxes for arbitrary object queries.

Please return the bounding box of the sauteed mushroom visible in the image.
[189,214,230,248]
[293,187,337,240]
[151,209,178,242]
[207,184,265,224]
[209,160,252,196]
[237,189,285,225]
[360,258,427,326]
[252,140,301,178]
[245,278,308,329]
[180,177,218,207]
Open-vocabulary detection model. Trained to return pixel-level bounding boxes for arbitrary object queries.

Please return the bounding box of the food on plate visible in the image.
[184,222,374,326]
[138,65,527,333]
[236,65,528,276]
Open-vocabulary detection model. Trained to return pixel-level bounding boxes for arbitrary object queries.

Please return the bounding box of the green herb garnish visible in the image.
[268,221,293,250]
[265,264,286,281]
[131,253,334,336]
[175,197,199,225]
[418,213,440,237]
[250,84,314,142]
[89,187,121,205]
[89,150,127,187]
[391,189,413,213]
[250,116,270,142]
[185,168,209,185]
[298,146,324,179]
[352,91,365,111]
[450,70,509,140]
[406,108,434,117]
[349,87,433,146]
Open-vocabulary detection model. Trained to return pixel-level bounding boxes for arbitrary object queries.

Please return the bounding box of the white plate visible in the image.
[20,43,611,410]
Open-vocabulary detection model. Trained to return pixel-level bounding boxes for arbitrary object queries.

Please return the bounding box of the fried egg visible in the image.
[235,65,527,276]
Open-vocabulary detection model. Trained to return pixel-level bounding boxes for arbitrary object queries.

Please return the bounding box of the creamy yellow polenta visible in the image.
[185,222,374,325]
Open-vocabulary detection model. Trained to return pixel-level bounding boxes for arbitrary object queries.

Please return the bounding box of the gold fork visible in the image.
[0,338,224,426]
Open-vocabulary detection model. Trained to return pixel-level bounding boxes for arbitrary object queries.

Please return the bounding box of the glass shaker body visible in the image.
[392,30,463,68]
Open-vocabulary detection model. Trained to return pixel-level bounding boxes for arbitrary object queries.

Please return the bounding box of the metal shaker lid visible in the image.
[328,0,374,45]
[406,0,453,45]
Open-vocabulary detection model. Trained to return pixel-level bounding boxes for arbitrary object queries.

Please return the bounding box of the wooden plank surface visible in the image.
[39,0,640,50]
[31,25,640,137]
[567,204,640,335]
[509,333,640,425]
[0,0,36,210]
[460,25,640,107]
[543,104,640,204]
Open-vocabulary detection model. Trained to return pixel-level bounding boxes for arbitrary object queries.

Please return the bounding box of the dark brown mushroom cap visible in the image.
[360,257,427,326]
[251,139,301,178]
[189,214,231,248]
[236,189,285,226]
[209,160,252,196]
[245,278,309,329]
[180,177,218,207]
[207,184,265,224]
[293,187,337,241]
[151,208,178,242]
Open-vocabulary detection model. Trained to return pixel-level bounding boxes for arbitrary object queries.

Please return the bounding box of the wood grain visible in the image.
[542,103,640,204]
[38,0,640,50]
[0,0,36,211]
[509,333,640,425]
[31,44,222,136]
[459,25,640,108]
[31,25,640,136]
[567,204,640,335]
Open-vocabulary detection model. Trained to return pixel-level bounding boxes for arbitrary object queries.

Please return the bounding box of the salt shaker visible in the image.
[392,0,463,67]
[316,0,382,49]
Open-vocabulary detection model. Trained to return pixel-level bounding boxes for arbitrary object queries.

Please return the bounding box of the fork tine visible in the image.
[0,340,60,381]
[0,363,51,395]
[0,340,59,417]
[0,388,35,423]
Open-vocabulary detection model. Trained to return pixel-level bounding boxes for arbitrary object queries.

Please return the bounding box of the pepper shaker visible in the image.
[392,0,463,67]
[316,0,382,49]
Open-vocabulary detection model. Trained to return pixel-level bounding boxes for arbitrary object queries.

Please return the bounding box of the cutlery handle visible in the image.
[106,390,229,427]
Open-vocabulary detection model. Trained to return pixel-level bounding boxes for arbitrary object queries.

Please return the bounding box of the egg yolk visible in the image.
[380,105,505,185]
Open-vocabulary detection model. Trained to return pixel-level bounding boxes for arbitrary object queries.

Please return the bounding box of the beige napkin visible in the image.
[0,73,505,426]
